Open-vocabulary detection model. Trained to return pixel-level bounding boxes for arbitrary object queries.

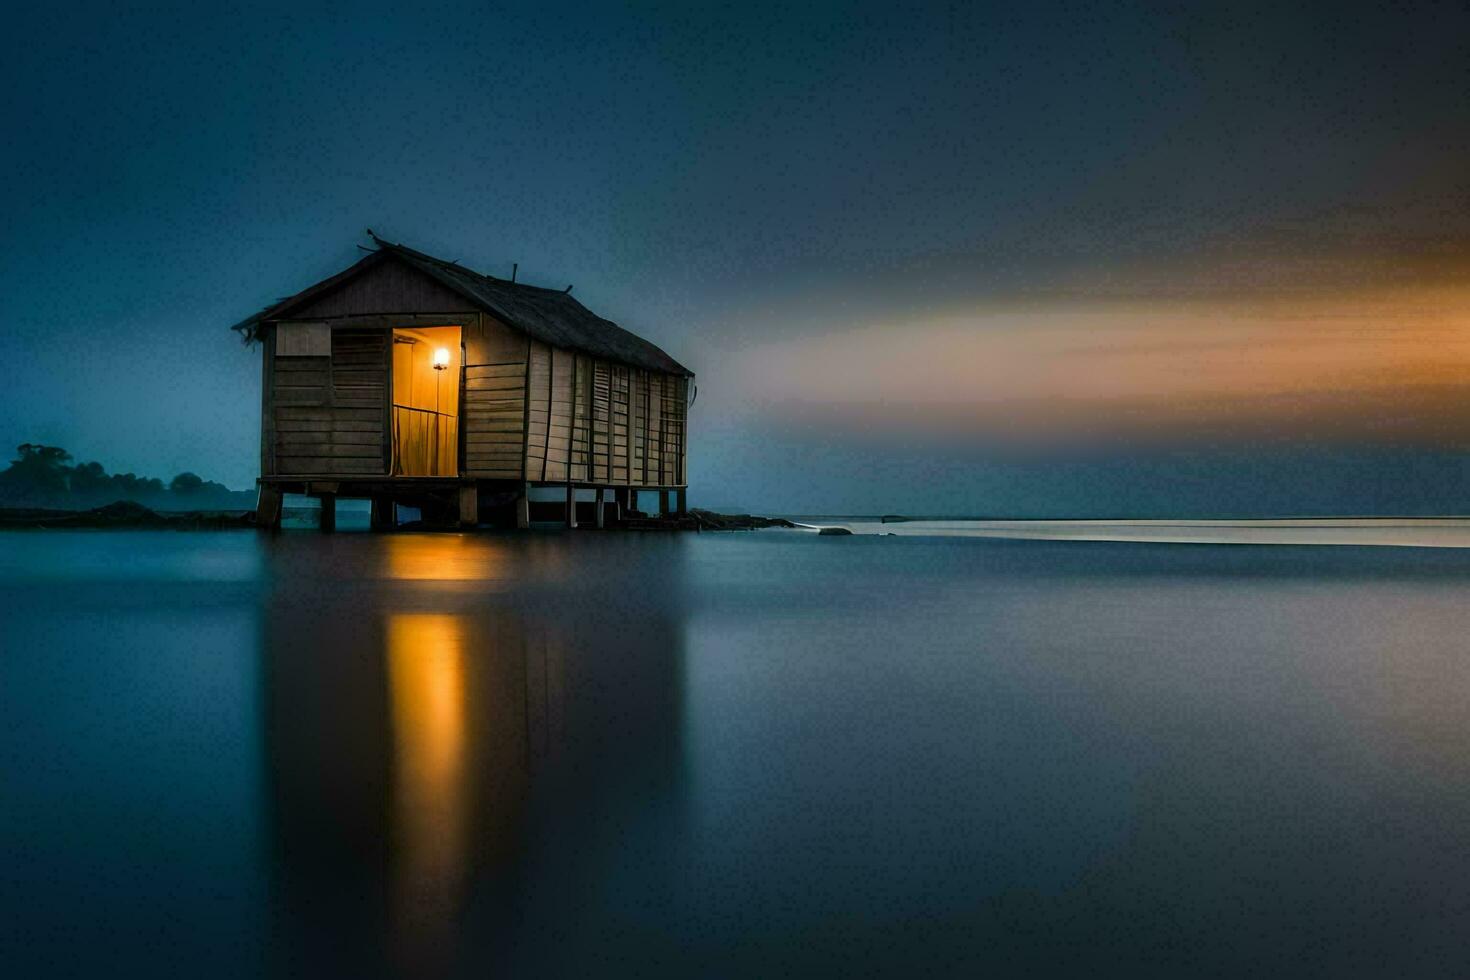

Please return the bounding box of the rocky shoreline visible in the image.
[0,501,256,529]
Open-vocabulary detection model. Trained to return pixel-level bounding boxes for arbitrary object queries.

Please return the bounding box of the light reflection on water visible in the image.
[5,530,1470,977]
[381,533,510,582]
[386,613,468,970]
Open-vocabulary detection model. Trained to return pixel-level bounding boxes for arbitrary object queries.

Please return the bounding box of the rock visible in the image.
[687,509,797,530]
[817,526,853,536]
[89,500,160,523]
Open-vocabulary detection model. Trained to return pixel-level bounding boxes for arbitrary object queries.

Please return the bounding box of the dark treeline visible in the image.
[0,444,254,511]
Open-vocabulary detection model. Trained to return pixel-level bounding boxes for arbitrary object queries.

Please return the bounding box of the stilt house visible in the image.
[232,234,693,528]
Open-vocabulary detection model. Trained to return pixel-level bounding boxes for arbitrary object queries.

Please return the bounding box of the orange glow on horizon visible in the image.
[727,283,1470,446]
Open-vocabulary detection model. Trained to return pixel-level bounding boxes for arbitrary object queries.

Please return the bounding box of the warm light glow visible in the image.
[391,326,460,476]
[387,613,468,965]
[382,534,508,582]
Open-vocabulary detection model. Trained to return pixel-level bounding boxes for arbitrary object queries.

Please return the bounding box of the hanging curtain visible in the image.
[391,329,460,476]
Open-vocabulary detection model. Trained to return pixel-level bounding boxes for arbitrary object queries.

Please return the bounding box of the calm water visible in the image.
[4,530,1470,977]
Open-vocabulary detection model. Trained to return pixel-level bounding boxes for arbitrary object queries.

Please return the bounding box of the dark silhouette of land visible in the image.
[0,443,254,512]
[0,500,256,529]
[0,446,797,531]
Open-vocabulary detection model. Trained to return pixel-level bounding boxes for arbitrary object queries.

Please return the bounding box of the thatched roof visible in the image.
[231,235,692,376]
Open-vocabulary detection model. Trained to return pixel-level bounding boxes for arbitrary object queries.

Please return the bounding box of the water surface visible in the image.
[4,529,1470,977]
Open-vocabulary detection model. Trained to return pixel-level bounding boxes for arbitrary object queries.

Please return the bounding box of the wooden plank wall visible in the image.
[289,260,477,319]
[462,314,528,479]
[522,341,688,487]
[271,327,389,476]
[525,341,552,479]
[265,315,687,485]
[532,346,577,482]
[609,365,630,483]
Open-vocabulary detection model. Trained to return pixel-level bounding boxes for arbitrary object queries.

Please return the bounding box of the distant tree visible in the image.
[70,460,110,496]
[170,472,205,494]
[111,473,164,496]
[0,443,250,509]
[20,443,70,464]
[0,443,73,499]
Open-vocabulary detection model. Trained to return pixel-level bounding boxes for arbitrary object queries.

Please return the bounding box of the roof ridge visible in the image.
[370,233,499,283]
[236,235,692,376]
[376,236,588,297]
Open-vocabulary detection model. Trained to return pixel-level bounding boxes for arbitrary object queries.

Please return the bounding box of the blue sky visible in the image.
[3,1,1467,514]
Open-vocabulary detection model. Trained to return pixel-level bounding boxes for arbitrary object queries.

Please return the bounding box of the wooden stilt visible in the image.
[516,484,531,529]
[255,484,283,530]
[658,489,670,517]
[318,494,336,533]
[566,484,577,529]
[595,487,606,529]
[675,487,687,516]
[370,496,393,531]
[458,485,478,529]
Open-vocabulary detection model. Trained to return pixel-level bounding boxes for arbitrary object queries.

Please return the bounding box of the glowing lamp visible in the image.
[432,347,451,371]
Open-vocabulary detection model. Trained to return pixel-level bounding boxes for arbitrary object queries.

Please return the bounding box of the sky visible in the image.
[2,0,1468,515]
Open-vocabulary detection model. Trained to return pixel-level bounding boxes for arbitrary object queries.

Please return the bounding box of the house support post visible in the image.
[675,487,687,516]
[317,494,336,533]
[255,484,283,531]
[613,487,628,520]
[566,484,577,529]
[370,496,394,531]
[658,489,670,517]
[516,484,531,530]
[459,484,478,529]
[595,487,606,529]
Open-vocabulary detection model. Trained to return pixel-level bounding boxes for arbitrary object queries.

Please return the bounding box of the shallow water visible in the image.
[4,530,1470,977]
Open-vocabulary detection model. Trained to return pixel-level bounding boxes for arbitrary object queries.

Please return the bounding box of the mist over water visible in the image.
[5,530,1470,976]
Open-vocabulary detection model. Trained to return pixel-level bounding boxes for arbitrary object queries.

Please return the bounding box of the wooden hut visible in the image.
[232,234,693,529]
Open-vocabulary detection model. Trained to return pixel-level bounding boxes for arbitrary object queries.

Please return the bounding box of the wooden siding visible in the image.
[289,260,477,319]
[270,326,389,476]
[263,315,689,486]
[524,341,550,480]
[521,341,688,488]
[544,347,575,482]
[462,313,528,479]
[332,330,389,409]
[275,321,331,356]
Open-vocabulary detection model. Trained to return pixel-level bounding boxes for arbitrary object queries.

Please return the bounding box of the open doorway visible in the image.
[391,326,461,476]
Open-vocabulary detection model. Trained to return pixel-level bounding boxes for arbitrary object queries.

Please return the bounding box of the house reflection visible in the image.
[259,533,686,977]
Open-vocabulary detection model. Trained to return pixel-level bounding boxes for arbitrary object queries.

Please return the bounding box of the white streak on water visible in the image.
[791,519,1470,548]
